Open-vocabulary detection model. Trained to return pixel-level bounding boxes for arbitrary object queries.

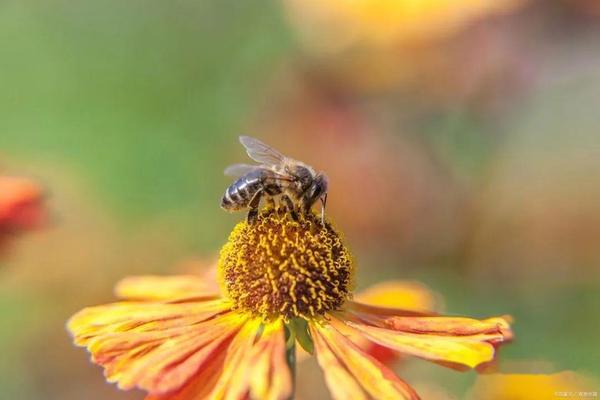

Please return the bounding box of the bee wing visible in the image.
[223,163,261,177]
[239,136,287,166]
[224,163,293,181]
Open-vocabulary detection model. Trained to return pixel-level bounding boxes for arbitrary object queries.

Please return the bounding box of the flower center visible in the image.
[218,208,354,321]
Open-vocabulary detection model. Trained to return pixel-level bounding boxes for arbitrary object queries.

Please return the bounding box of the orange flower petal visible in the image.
[68,298,227,345]
[206,320,293,400]
[335,312,512,370]
[145,337,230,400]
[354,280,441,313]
[115,275,218,301]
[312,322,420,400]
[67,296,240,394]
[312,326,368,400]
[349,281,442,365]
[0,176,45,228]
[383,315,513,337]
[0,176,45,250]
[346,300,435,317]
[206,319,262,399]
[247,322,293,400]
[117,319,238,393]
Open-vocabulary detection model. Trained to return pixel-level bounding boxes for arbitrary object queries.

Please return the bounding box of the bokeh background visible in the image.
[1,0,599,398]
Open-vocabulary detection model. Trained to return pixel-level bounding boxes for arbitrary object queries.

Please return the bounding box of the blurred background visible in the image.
[0,0,599,398]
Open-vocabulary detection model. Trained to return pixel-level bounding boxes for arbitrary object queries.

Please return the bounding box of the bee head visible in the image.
[305,173,328,210]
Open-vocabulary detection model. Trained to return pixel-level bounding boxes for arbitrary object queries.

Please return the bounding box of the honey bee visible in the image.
[221,136,328,223]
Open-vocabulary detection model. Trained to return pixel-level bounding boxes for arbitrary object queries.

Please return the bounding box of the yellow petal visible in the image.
[346,300,434,317]
[383,315,513,337]
[112,317,239,392]
[312,324,368,400]
[248,322,293,400]
[295,346,311,364]
[335,314,512,369]
[211,320,293,400]
[208,319,262,400]
[345,281,442,366]
[115,275,218,301]
[355,280,441,313]
[67,296,241,395]
[312,322,420,400]
[68,298,227,346]
[145,339,229,400]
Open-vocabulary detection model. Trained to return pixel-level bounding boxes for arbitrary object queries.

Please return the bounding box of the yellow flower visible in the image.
[285,0,524,51]
[283,0,526,93]
[68,209,513,399]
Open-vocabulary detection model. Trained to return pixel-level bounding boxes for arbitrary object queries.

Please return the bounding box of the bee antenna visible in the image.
[320,193,328,226]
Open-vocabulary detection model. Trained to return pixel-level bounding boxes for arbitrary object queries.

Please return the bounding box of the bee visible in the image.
[221,136,328,224]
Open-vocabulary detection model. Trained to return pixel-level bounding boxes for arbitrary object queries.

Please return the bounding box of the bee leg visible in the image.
[247,190,263,224]
[266,197,276,210]
[300,197,311,214]
[281,194,298,221]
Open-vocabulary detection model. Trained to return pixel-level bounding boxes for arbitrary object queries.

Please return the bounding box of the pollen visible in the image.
[218,208,354,321]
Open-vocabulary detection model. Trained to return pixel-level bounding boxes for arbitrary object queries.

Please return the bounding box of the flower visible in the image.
[345,280,443,365]
[281,0,528,96]
[0,175,46,251]
[285,0,524,51]
[68,209,513,399]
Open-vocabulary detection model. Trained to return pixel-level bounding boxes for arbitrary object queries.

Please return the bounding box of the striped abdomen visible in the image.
[221,169,283,211]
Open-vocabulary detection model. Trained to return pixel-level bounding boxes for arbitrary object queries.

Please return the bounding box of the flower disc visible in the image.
[218,209,354,320]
